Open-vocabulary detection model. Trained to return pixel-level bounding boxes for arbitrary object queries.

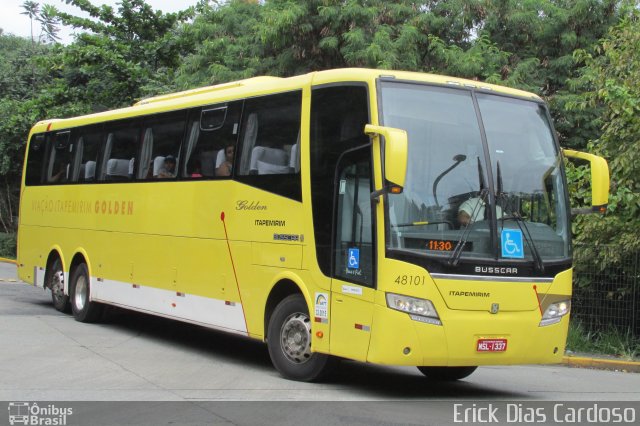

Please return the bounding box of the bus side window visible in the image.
[25,134,46,185]
[237,92,301,177]
[99,120,139,182]
[235,91,302,200]
[75,126,104,182]
[139,111,186,180]
[182,102,242,179]
[46,131,72,184]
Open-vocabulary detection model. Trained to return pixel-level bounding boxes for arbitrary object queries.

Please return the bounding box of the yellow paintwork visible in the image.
[563,149,610,209]
[364,124,409,188]
[19,68,575,368]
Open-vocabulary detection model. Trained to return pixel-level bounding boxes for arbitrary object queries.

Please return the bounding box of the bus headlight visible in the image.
[386,293,441,325]
[539,300,570,326]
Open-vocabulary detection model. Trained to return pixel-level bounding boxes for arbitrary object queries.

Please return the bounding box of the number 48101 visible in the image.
[394,275,426,285]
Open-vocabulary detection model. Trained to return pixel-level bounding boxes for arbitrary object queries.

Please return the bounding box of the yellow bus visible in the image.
[17,68,609,381]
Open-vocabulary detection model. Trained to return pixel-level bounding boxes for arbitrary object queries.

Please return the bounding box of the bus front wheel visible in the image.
[70,263,103,323]
[47,258,69,313]
[417,366,477,381]
[267,294,334,382]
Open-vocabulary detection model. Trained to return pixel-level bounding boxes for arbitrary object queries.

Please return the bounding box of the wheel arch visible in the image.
[69,248,91,278]
[44,246,65,290]
[263,273,311,342]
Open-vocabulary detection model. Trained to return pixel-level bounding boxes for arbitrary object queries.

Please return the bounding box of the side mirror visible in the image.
[563,149,610,214]
[364,124,408,193]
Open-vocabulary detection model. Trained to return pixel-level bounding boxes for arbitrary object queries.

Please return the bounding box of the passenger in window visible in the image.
[215,144,235,176]
[157,155,177,179]
[189,158,203,178]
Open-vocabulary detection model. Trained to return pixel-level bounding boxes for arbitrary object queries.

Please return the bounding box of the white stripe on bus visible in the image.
[90,277,248,335]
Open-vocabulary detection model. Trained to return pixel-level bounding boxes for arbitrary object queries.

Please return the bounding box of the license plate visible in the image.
[477,338,507,352]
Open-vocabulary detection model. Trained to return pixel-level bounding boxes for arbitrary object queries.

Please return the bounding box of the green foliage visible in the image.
[567,12,640,270]
[175,0,265,88]
[54,0,197,106]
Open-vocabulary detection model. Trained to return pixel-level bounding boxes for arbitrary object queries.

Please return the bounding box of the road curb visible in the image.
[0,257,17,264]
[563,355,640,373]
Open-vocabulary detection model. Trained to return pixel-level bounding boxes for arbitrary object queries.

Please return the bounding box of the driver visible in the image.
[458,197,503,227]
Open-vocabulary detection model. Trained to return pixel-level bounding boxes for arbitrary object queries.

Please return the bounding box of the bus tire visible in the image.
[417,366,477,381]
[70,263,103,323]
[267,294,334,382]
[47,257,70,313]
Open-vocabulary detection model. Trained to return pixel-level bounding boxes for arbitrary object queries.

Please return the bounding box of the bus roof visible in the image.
[33,68,542,133]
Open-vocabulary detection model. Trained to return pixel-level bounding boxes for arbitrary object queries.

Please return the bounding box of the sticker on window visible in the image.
[348,248,360,269]
[501,229,524,259]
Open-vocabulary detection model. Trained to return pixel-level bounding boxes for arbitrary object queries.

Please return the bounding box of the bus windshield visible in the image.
[381,81,570,264]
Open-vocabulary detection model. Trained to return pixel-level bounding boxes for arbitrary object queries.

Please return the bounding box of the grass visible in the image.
[566,320,640,360]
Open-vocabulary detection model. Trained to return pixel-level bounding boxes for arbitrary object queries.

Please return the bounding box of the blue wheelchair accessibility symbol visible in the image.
[348,248,360,269]
[501,229,524,259]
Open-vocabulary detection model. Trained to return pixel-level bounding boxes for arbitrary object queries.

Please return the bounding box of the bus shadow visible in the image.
[99,307,527,400]
[327,361,527,399]
[102,306,274,370]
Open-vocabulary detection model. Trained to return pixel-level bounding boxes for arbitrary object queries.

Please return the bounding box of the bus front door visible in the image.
[329,148,376,361]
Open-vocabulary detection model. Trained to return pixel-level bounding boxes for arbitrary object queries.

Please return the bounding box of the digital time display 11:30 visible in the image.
[425,239,473,252]
[426,239,454,251]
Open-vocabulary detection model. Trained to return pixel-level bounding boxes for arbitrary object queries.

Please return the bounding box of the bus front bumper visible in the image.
[366,304,568,367]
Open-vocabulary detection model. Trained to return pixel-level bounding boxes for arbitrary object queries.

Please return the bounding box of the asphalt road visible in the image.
[1,262,638,425]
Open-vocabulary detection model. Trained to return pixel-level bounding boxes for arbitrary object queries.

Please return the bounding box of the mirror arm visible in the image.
[371,188,385,203]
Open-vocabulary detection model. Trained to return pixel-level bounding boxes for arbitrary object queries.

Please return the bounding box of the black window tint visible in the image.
[139,111,186,180]
[182,102,242,179]
[47,131,72,184]
[99,120,139,181]
[310,85,369,276]
[25,133,46,185]
[236,91,302,200]
[75,125,104,182]
[334,147,374,287]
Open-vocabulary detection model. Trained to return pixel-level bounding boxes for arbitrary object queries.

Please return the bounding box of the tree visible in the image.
[175,0,265,88]
[52,0,197,107]
[567,11,640,271]
[37,4,61,43]
[0,33,62,233]
[478,0,622,149]
[21,1,61,45]
[20,1,40,45]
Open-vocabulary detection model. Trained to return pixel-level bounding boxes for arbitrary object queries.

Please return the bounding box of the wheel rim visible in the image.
[74,274,87,311]
[280,312,312,364]
[51,270,65,303]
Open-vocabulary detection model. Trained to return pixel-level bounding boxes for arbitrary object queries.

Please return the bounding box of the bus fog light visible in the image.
[386,293,441,324]
[539,300,570,326]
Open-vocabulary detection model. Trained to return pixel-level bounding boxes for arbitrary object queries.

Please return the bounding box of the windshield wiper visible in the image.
[448,188,488,266]
[496,161,545,273]
[448,157,489,266]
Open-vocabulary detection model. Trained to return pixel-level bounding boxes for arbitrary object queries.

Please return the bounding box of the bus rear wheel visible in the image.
[70,263,103,323]
[417,366,477,381]
[267,294,334,382]
[47,258,69,313]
